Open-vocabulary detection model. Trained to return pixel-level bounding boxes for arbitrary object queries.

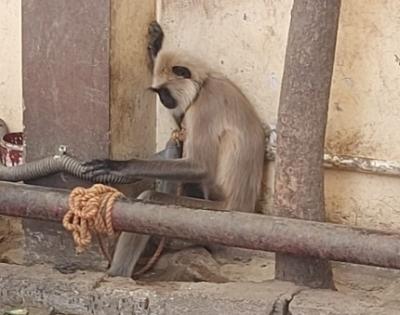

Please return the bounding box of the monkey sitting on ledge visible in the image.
[83,22,265,278]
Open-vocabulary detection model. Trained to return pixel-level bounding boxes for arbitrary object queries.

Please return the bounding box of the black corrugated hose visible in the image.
[0,139,182,184]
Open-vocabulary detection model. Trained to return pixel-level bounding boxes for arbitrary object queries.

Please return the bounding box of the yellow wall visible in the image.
[0,0,23,132]
[2,0,400,231]
[155,0,292,147]
[326,0,400,230]
[157,0,400,231]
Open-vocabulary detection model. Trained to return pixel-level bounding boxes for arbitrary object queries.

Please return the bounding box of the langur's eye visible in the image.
[172,66,191,79]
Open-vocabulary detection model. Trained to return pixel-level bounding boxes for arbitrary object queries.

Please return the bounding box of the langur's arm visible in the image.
[83,158,207,182]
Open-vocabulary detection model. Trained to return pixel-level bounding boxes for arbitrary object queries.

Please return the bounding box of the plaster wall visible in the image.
[2,0,400,231]
[157,0,400,231]
[0,0,23,132]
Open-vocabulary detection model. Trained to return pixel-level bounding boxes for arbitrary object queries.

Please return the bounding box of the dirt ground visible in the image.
[1,215,400,313]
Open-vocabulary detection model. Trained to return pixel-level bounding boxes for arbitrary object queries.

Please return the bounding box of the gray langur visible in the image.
[83,22,265,277]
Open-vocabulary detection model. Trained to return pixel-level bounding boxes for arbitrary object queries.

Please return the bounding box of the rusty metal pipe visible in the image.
[1,181,400,269]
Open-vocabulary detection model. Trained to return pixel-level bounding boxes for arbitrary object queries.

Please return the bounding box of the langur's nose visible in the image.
[148,87,159,93]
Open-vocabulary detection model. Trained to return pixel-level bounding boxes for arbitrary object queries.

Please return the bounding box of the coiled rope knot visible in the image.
[171,128,186,143]
[63,184,123,254]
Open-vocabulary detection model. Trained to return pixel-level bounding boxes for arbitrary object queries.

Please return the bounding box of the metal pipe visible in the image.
[1,181,400,269]
[0,140,181,184]
[323,153,400,177]
[1,127,398,183]
[266,129,400,178]
[0,154,132,184]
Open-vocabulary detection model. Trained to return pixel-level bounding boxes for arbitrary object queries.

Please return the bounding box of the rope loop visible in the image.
[63,184,123,253]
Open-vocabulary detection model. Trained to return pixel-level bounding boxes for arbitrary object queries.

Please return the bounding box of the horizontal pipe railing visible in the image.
[1,181,400,269]
[266,129,400,178]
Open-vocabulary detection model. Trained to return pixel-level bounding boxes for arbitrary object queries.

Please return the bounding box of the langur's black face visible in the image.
[151,86,177,109]
[152,52,205,118]
[151,65,192,110]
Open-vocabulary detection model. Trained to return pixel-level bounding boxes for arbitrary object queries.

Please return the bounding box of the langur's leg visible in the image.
[107,190,153,277]
[108,140,182,277]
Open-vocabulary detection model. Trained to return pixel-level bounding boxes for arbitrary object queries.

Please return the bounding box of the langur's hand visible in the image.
[148,21,163,47]
[148,21,164,60]
[82,159,129,178]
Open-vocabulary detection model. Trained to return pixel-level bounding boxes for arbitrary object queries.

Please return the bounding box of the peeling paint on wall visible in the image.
[325,0,400,231]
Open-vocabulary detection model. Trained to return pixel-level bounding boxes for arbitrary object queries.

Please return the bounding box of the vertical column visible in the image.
[110,0,156,160]
[109,0,156,197]
[22,0,155,270]
[274,0,341,288]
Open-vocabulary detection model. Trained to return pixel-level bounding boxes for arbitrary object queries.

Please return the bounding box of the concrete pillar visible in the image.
[22,0,156,270]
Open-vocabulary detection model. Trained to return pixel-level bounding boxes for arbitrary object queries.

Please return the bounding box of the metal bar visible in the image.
[271,0,340,287]
[323,153,400,177]
[266,129,400,178]
[1,181,400,269]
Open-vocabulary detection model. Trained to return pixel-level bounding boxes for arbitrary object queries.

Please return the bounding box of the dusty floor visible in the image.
[1,215,400,313]
[0,305,69,315]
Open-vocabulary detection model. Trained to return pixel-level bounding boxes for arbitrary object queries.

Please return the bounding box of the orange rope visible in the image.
[63,184,122,254]
[63,183,165,276]
[133,237,166,276]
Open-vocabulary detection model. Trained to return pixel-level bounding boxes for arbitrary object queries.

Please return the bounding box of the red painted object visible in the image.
[0,132,24,166]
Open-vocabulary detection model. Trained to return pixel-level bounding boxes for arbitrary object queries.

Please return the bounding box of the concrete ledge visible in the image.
[290,289,400,315]
[0,263,298,315]
[0,263,399,315]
